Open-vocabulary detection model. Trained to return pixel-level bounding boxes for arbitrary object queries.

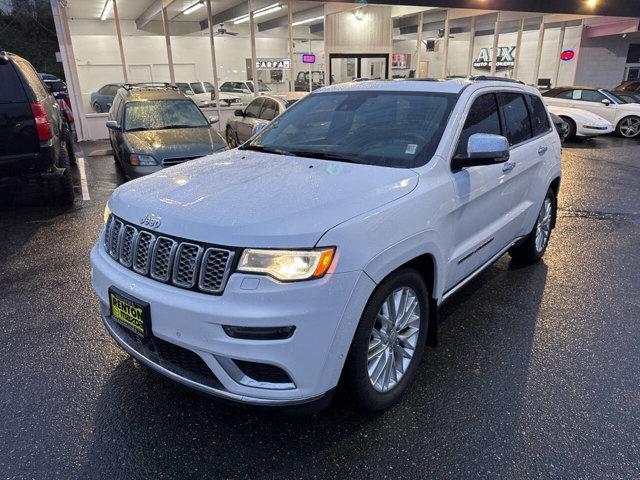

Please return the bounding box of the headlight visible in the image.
[238,248,335,281]
[129,154,157,166]
[103,203,111,224]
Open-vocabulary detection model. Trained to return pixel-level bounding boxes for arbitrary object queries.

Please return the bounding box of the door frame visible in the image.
[329,53,389,84]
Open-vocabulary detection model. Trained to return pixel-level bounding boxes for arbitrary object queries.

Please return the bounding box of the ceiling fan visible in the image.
[214,23,239,36]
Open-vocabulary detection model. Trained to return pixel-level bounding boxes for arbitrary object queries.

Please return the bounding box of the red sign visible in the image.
[561,50,575,61]
[302,54,316,64]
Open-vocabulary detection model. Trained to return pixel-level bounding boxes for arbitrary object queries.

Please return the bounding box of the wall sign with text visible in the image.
[302,54,316,64]
[561,50,575,61]
[472,46,516,71]
[255,59,291,70]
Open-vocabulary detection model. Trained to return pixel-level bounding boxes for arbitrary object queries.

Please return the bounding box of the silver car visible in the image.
[225,92,307,148]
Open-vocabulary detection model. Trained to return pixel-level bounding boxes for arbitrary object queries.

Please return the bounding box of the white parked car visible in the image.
[176,82,241,108]
[219,80,271,105]
[546,105,613,141]
[91,79,561,412]
[542,87,640,138]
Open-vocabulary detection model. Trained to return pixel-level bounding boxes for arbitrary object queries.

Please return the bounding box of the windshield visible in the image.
[247,80,270,92]
[245,91,457,168]
[124,100,209,131]
[190,82,215,94]
[603,90,626,104]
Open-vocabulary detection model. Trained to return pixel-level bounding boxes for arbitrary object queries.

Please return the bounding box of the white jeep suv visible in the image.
[91,78,561,412]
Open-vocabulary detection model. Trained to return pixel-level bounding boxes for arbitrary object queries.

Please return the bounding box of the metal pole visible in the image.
[287,0,295,92]
[112,0,128,83]
[467,16,476,76]
[415,12,424,79]
[512,17,524,80]
[249,0,258,98]
[532,18,546,87]
[308,32,312,92]
[553,22,566,87]
[205,0,221,122]
[441,10,450,78]
[490,13,500,75]
[161,7,175,84]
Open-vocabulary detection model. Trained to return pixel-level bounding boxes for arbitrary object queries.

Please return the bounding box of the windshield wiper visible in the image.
[240,145,297,156]
[287,150,362,164]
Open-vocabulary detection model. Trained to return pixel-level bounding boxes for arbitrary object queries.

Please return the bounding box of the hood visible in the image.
[109,149,418,248]
[125,127,225,162]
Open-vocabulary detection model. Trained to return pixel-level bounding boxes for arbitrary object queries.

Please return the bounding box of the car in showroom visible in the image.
[613,80,640,93]
[105,84,226,179]
[91,83,123,113]
[542,86,640,138]
[92,78,561,412]
[219,79,271,105]
[189,81,242,107]
[225,92,307,147]
[1,52,75,204]
[546,105,613,141]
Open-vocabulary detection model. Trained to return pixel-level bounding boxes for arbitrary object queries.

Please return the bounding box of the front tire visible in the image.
[560,116,576,141]
[226,126,238,148]
[344,268,429,412]
[509,188,556,262]
[93,102,103,113]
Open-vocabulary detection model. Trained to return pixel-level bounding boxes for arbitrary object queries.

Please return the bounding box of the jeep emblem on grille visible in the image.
[140,214,161,229]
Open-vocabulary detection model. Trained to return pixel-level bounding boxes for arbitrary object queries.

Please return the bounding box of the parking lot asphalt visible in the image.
[1,135,639,480]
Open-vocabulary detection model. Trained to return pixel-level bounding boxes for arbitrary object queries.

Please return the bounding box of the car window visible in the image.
[220,82,233,92]
[15,58,49,101]
[245,98,264,118]
[0,62,27,103]
[455,93,501,157]
[250,91,457,169]
[526,95,551,137]
[578,89,607,103]
[101,85,119,96]
[112,95,123,120]
[190,82,205,94]
[124,100,209,131]
[202,82,214,92]
[234,82,246,91]
[555,90,574,99]
[259,99,278,121]
[497,92,533,146]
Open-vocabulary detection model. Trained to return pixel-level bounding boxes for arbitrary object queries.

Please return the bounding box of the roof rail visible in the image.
[122,82,178,91]
[468,75,525,85]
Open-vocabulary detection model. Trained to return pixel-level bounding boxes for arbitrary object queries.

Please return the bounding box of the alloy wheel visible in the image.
[619,117,640,138]
[535,197,553,253]
[367,287,421,393]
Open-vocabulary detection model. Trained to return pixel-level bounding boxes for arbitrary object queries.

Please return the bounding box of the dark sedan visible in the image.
[225,92,307,148]
[106,85,226,179]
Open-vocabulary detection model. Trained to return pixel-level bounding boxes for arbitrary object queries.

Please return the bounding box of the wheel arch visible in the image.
[549,176,561,228]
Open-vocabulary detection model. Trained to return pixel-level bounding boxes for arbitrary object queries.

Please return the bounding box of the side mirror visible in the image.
[208,114,219,124]
[452,133,510,170]
[105,120,120,130]
[234,109,244,117]
[601,98,611,106]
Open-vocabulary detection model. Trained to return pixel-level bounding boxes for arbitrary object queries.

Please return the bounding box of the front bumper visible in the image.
[576,124,614,137]
[90,243,375,405]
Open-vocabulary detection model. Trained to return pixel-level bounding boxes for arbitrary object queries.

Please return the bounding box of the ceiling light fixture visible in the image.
[292,15,324,26]
[233,3,282,25]
[183,1,204,15]
[100,0,113,21]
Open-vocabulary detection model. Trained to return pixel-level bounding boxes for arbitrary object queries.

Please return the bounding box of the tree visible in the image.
[0,0,65,79]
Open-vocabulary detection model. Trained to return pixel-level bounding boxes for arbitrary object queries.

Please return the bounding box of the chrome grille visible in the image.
[103,214,234,295]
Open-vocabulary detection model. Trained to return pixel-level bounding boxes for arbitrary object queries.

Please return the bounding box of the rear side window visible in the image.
[497,92,532,146]
[0,62,27,103]
[260,99,278,121]
[245,98,264,118]
[456,93,501,157]
[14,58,49,101]
[526,95,551,137]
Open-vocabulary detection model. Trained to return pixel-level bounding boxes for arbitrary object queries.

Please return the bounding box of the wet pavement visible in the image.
[1,136,639,480]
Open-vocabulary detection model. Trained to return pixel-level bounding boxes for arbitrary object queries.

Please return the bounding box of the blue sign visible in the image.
[302,53,316,64]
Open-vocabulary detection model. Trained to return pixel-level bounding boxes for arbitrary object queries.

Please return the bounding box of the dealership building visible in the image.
[49,0,640,141]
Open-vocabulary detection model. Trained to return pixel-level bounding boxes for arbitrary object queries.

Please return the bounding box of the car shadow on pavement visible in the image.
[79,256,548,479]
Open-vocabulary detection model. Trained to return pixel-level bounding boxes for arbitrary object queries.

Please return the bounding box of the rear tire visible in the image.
[616,116,640,138]
[62,122,76,165]
[509,188,556,263]
[344,268,429,412]
[51,167,75,206]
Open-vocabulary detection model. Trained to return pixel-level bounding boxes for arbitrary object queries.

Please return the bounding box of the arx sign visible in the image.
[472,46,516,71]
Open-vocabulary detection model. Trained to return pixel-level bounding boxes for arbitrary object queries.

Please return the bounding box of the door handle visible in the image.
[502,161,515,173]
[538,146,548,155]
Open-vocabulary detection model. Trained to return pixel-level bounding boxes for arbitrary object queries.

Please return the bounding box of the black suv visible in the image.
[106,83,226,179]
[0,52,75,204]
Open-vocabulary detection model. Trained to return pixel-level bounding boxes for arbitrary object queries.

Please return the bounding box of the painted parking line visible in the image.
[77,157,91,201]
